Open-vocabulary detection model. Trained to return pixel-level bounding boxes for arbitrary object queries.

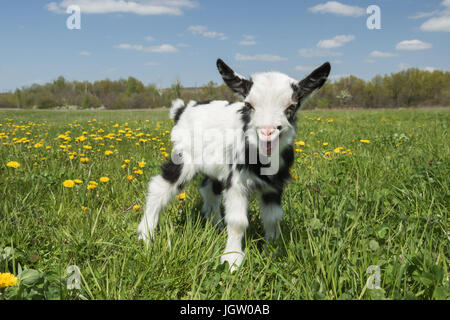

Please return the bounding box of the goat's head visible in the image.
[217,59,331,155]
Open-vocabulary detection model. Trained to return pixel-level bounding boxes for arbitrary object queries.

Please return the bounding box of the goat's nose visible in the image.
[258,125,276,137]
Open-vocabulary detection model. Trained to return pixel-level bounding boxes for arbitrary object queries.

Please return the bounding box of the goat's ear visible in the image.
[293,62,331,102]
[217,59,253,97]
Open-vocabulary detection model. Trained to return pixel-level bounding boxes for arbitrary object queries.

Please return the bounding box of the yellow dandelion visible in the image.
[81,206,88,211]
[0,273,18,288]
[133,205,141,211]
[104,150,113,156]
[63,180,75,188]
[134,169,143,175]
[138,161,146,168]
[176,192,186,200]
[127,175,134,181]
[323,142,329,147]
[124,159,130,164]
[100,177,110,183]
[74,179,83,184]
[83,145,92,150]
[80,157,89,163]
[295,141,305,146]
[6,161,20,168]
[360,139,370,144]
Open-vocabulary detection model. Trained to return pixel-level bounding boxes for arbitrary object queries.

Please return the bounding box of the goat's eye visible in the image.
[245,102,254,111]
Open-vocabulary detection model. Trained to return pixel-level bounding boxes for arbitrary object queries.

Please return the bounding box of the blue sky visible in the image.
[1,0,449,92]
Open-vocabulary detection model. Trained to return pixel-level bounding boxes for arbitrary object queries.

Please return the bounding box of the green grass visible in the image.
[0,108,449,300]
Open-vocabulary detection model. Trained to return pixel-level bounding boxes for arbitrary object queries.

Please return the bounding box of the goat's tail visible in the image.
[169,98,185,121]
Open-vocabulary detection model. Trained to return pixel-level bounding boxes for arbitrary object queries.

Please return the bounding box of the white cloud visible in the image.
[79,51,91,56]
[114,43,178,53]
[235,53,287,62]
[317,34,355,49]
[421,15,450,32]
[46,0,197,15]
[409,10,440,19]
[239,35,256,46]
[412,0,450,32]
[309,1,365,17]
[298,48,342,57]
[369,50,397,58]
[396,40,432,51]
[145,35,155,41]
[188,25,227,40]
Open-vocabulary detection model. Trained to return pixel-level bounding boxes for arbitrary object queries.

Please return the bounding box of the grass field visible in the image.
[0,108,449,300]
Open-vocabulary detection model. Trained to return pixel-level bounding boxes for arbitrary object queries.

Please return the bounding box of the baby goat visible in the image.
[137,59,331,270]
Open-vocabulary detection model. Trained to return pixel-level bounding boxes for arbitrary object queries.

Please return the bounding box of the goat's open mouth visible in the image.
[259,138,278,156]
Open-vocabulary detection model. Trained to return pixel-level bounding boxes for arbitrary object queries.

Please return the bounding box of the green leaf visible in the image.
[432,286,449,300]
[19,269,44,286]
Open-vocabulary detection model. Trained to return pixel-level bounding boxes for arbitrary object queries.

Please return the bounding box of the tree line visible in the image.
[0,68,449,110]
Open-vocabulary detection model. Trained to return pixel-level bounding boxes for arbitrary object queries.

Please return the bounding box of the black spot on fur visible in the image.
[193,100,213,106]
[237,144,294,194]
[201,177,223,195]
[225,171,233,189]
[173,106,186,124]
[161,158,183,184]
[262,192,281,205]
[238,104,251,133]
[212,179,223,195]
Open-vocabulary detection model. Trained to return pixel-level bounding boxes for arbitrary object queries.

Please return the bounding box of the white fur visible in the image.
[138,68,325,271]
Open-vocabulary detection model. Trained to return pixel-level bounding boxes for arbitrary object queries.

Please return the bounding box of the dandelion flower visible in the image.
[176,192,186,200]
[87,181,98,190]
[323,142,329,147]
[138,161,146,168]
[133,205,141,211]
[63,180,75,188]
[104,150,113,156]
[74,179,83,184]
[80,157,89,163]
[127,175,134,181]
[360,139,370,144]
[0,273,18,288]
[81,206,88,211]
[6,161,20,168]
[100,177,110,183]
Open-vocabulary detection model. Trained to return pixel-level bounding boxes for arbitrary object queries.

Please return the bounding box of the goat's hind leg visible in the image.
[137,158,195,243]
[199,177,223,227]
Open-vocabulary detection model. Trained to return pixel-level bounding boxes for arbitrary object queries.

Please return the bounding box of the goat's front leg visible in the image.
[259,191,283,241]
[221,173,248,271]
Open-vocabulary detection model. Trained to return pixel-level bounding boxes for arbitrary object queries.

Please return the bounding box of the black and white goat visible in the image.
[137,59,331,270]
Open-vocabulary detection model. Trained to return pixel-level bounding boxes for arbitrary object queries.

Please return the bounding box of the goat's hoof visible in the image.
[137,222,154,246]
[220,251,244,272]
